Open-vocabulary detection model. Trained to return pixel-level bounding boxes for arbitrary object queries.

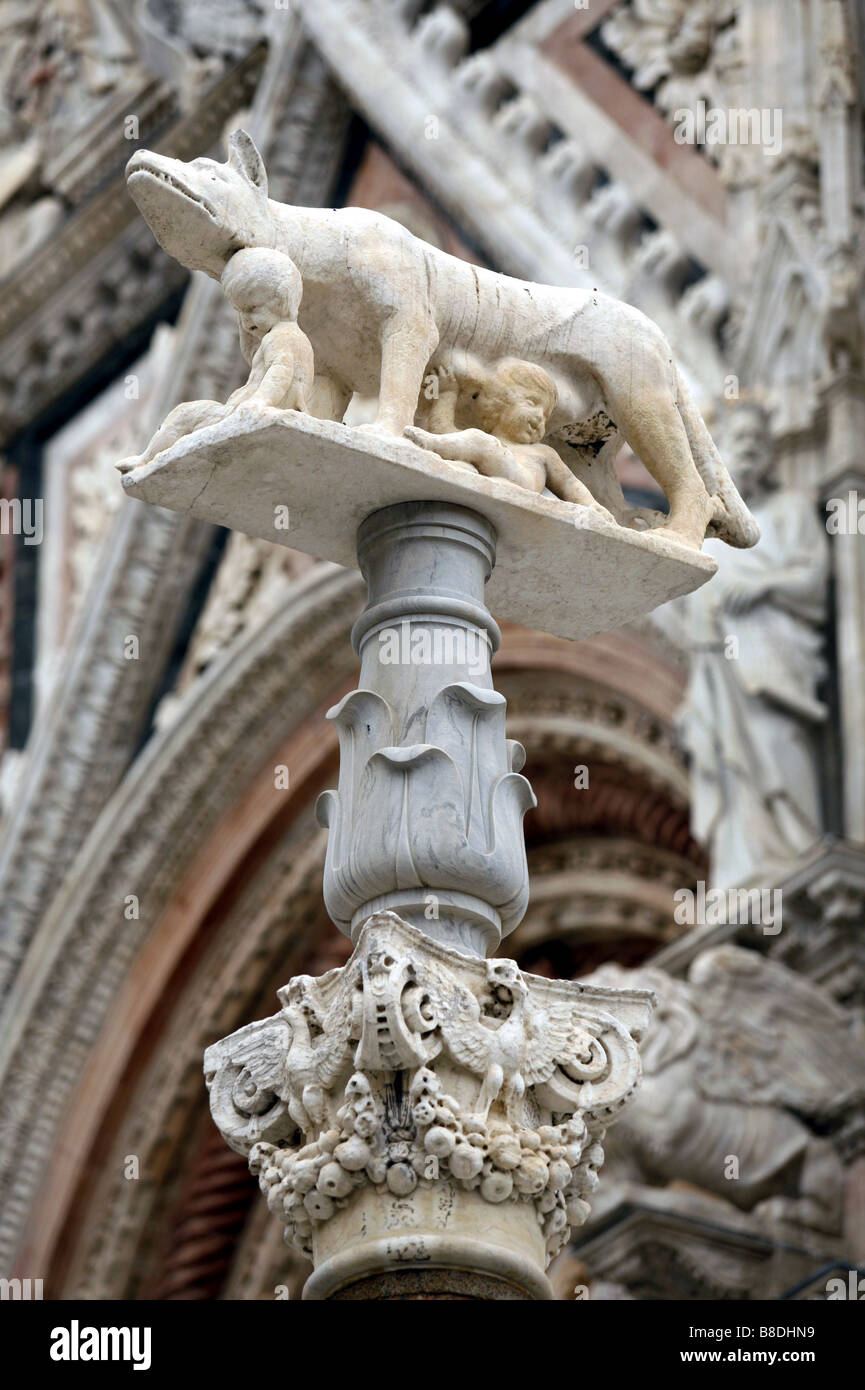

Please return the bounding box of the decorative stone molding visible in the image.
[0,45,267,445]
[600,1,738,152]
[573,1185,835,1301]
[0,561,362,1277]
[766,842,865,1021]
[205,911,652,1296]
[0,36,351,1001]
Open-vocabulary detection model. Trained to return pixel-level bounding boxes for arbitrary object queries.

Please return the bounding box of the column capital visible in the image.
[204,911,652,1300]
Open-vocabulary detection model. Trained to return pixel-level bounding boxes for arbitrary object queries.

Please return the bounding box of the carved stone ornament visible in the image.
[590,946,865,1234]
[114,120,683,1300]
[119,128,758,556]
[204,911,653,1299]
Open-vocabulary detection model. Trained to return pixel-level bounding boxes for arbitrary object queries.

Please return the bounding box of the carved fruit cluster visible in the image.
[248,1066,605,1262]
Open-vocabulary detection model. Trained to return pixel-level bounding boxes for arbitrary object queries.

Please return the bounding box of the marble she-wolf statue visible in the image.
[126,130,758,553]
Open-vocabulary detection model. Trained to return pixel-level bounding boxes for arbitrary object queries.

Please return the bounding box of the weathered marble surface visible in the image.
[121,408,717,644]
[317,503,535,956]
[123,129,758,553]
[204,911,653,1298]
[590,946,865,1234]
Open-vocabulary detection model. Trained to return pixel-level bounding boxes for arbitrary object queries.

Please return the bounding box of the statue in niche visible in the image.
[117,247,313,474]
[662,401,828,887]
[122,129,758,553]
[405,359,614,518]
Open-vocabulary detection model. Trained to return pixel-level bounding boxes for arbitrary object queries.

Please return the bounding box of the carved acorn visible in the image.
[565,1194,592,1225]
[386,1162,418,1195]
[513,1153,549,1196]
[366,1155,388,1185]
[545,1207,568,1237]
[248,1141,274,1175]
[354,1109,378,1140]
[488,1132,521,1170]
[424,1125,456,1157]
[412,1098,437,1126]
[292,1160,320,1194]
[450,1141,484,1180]
[547,1158,573,1190]
[317,1161,353,1199]
[283,1190,306,1220]
[304,1190,334,1221]
[480,1172,513,1203]
[266,1182,288,1216]
[334,1135,371,1171]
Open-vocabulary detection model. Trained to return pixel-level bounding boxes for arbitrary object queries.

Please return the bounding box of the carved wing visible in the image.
[585,961,697,1075]
[522,1001,607,1089]
[203,1013,293,1155]
[690,946,865,1116]
[523,973,649,1117]
[432,970,495,1078]
[315,964,361,1087]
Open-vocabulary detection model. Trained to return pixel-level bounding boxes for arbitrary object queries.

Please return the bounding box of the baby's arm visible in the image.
[540,446,614,517]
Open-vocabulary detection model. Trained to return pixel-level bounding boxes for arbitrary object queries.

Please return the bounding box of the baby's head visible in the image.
[221,248,303,338]
[476,359,557,444]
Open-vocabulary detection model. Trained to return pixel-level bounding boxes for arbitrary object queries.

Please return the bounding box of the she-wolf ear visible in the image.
[227,129,268,195]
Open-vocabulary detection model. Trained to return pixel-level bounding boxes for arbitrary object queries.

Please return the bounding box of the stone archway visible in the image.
[2,568,693,1297]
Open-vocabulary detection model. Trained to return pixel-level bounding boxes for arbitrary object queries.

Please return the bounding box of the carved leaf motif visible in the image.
[317,681,536,929]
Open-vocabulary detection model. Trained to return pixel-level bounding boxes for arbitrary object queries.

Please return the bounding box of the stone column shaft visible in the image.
[317,501,536,957]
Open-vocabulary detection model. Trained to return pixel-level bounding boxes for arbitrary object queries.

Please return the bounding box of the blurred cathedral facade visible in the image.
[0,0,864,1300]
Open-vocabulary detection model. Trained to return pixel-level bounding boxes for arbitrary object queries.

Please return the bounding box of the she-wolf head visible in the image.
[125,129,271,279]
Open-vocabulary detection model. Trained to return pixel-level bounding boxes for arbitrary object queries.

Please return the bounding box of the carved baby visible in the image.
[117,247,314,474]
[405,358,613,519]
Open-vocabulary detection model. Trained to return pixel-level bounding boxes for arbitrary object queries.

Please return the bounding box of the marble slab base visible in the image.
[121,408,716,643]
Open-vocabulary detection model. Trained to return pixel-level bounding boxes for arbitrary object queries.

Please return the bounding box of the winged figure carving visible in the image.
[588,945,865,1231]
[204,966,357,1154]
[428,957,647,1122]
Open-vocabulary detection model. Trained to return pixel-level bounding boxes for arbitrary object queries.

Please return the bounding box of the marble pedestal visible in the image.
[121,413,718,1298]
[121,407,716,644]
